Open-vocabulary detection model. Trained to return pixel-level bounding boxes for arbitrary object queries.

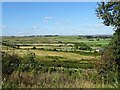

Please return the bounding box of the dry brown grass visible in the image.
[7,49,96,61]
[7,71,114,88]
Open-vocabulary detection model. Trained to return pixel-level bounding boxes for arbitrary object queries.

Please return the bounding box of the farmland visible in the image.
[2,35,116,88]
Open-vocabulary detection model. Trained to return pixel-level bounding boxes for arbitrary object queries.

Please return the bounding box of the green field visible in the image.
[2,35,115,88]
[2,35,110,45]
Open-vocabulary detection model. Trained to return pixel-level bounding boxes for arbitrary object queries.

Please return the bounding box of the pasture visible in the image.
[2,35,115,88]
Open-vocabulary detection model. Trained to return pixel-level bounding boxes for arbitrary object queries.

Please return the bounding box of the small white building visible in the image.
[96,48,104,53]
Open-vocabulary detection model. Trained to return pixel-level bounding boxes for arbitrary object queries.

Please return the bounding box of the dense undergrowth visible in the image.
[2,51,117,88]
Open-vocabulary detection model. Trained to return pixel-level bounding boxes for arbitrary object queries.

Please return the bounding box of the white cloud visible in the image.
[43,16,53,22]
[32,25,39,29]
[85,23,105,27]
[95,24,104,27]
[45,16,52,20]
[43,19,47,22]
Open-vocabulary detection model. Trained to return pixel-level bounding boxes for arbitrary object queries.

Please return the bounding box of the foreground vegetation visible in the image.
[2,51,116,88]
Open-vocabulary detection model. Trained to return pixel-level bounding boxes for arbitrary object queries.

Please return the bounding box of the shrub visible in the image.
[74,42,92,51]
[53,49,58,51]
[31,46,36,49]
[96,38,100,41]
[79,43,92,50]
[89,39,94,41]
[2,52,21,76]
[97,47,118,85]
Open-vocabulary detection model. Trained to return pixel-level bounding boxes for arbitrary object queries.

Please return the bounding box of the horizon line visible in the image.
[1,34,113,37]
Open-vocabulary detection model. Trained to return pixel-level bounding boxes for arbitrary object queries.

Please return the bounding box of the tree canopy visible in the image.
[96,2,120,29]
[96,1,120,66]
[96,1,120,88]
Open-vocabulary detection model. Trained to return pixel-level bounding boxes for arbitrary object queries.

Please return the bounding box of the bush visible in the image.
[79,43,92,50]
[89,39,94,41]
[96,38,100,41]
[97,47,118,85]
[53,49,58,51]
[74,42,92,51]
[31,46,36,49]
[2,52,21,76]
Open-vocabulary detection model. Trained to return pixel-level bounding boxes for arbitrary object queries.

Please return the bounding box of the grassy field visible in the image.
[2,35,115,88]
[2,35,110,45]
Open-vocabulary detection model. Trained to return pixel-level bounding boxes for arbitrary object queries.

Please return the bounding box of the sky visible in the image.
[2,2,114,36]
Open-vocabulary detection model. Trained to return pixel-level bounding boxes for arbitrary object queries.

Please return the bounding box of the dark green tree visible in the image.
[96,1,120,87]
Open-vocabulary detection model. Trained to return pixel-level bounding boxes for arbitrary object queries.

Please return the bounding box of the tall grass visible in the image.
[2,51,115,88]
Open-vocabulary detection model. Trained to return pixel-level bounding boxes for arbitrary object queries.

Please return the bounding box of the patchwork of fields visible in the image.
[2,35,115,88]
